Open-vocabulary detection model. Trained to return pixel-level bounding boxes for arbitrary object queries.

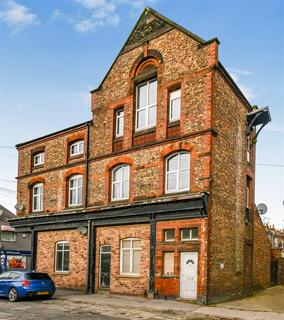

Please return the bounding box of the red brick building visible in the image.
[11,8,271,303]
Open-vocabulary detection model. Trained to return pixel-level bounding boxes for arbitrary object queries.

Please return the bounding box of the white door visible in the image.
[180,252,198,299]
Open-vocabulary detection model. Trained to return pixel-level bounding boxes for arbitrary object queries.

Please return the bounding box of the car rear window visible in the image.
[25,273,51,280]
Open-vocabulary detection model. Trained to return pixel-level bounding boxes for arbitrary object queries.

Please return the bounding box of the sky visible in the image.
[0,0,283,227]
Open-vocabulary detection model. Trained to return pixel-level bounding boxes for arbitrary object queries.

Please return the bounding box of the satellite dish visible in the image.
[14,203,24,211]
[257,203,267,215]
[76,225,88,235]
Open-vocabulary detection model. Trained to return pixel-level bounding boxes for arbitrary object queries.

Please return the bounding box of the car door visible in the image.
[0,272,11,296]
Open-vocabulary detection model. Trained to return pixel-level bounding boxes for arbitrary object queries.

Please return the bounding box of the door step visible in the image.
[97,289,110,295]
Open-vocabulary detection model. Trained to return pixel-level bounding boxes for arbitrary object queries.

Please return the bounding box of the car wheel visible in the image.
[8,288,18,302]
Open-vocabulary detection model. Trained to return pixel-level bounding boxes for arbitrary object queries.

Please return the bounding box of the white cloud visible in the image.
[0,0,39,31]
[228,68,257,101]
[74,0,120,32]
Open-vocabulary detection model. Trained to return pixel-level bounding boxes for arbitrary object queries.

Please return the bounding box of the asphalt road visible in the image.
[0,297,125,320]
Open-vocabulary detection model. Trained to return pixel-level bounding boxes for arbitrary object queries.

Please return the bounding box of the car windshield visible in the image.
[25,273,51,280]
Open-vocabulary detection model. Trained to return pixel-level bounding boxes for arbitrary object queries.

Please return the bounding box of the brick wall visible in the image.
[36,229,88,289]
[253,211,271,289]
[95,224,150,295]
[155,218,208,302]
[208,69,252,303]
[278,258,284,286]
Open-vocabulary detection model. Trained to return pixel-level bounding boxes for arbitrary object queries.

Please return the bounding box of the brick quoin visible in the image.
[12,7,271,304]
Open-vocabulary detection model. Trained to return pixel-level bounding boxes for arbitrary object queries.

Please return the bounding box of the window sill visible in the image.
[118,274,140,278]
[168,120,180,127]
[68,154,84,161]
[164,190,190,197]
[133,126,156,137]
[32,164,44,170]
[161,275,177,279]
[113,136,123,142]
[54,272,70,275]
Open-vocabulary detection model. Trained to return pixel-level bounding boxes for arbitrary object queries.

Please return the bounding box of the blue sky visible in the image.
[0,0,283,227]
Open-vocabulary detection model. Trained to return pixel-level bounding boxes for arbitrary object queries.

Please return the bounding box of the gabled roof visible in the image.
[0,204,15,221]
[90,7,219,93]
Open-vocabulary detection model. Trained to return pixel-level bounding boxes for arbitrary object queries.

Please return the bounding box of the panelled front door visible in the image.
[100,245,111,289]
[180,252,198,299]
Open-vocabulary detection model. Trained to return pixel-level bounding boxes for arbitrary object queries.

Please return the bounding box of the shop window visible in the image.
[180,228,198,241]
[55,241,70,272]
[120,238,141,275]
[0,231,16,242]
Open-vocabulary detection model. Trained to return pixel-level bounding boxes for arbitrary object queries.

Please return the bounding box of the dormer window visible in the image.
[33,152,44,166]
[70,140,84,157]
[136,79,157,131]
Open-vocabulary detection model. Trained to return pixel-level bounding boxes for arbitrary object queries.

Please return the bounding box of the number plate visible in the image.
[37,291,49,295]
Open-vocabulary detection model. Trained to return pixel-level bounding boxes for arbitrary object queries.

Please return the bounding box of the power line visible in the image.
[0,179,16,183]
[0,187,16,193]
[256,163,284,168]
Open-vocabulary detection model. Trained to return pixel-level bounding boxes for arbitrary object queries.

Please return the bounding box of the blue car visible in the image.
[0,271,56,302]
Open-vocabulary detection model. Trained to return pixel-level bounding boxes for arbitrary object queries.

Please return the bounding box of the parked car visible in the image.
[0,271,56,302]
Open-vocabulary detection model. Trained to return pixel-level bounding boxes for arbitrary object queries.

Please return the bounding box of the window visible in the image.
[246,177,250,208]
[33,152,44,166]
[181,228,198,241]
[69,175,83,206]
[1,231,16,242]
[166,152,190,193]
[169,89,181,122]
[136,79,157,130]
[163,252,174,276]
[55,241,70,272]
[111,164,129,201]
[32,183,43,212]
[246,136,251,163]
[164,229,175,241]
[120,238,141,275]
[115,109,124,137]
[70,140,84,157]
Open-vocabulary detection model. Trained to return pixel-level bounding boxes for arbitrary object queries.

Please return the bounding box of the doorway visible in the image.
[180,252,198,299]
[100,245,111,289]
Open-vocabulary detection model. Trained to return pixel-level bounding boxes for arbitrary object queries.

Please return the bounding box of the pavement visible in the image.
[54,286,284,320]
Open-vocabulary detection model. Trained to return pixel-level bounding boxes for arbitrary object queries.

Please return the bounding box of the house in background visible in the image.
[0,205,31,273]
[10,7,271,304]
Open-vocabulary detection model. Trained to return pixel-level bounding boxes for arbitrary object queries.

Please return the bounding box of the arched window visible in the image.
[120,238,141,275]
[32,183,43,212]
[68,174,83,206]
[111,164,129,201]
[165,152,190,193]
[55,241,70,272]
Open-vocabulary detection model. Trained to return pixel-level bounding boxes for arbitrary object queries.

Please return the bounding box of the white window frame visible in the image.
[0,231,16,242]
[68,174,83,206]
[115,109,124,137]
[136,79,157,131]
[180,228,198,241]
[70,140,84,157]
[32,183,43,212]
[111,164,129,201]
[33,152,44,166]
[165,152,190,193]
[169,88,181,122]
[164,229,175,242]
[246,185,250,208]
[55,241,70,272]
[120,238,141,276]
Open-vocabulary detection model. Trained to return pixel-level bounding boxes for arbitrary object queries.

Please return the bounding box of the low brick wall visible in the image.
[278,258,284,285]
